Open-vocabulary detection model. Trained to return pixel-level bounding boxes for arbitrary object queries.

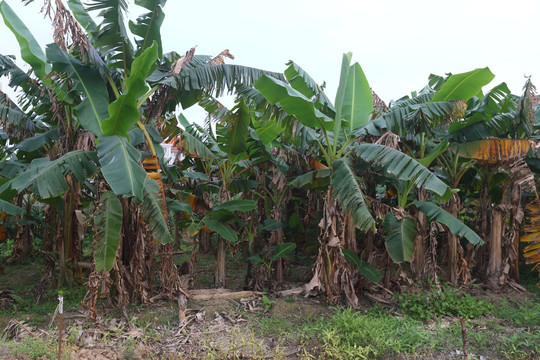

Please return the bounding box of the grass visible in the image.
[394,284,494,321]
[306,307,433,359]
[295,300,539,360]
[0,257,538,359]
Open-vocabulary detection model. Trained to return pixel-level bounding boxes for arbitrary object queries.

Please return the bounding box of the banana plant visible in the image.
[254,54,462,306]
[352,68,496,283]
[247,242,296,277]
[0,0,283,303]
[173,102,274,287]
[446,78,539,288]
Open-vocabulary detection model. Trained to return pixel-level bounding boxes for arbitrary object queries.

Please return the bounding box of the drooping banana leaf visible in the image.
[331,157,374,231]
[8,150,98,199]
[450,139,533,165]
[97,135,147,201]
[284,60,333,110]
[254,74,333,131]
[168,63,285,98]
[15,128,61,152]
[178,125,218,161]
[354,143,454,201]
[522,201,540,276]
[140,177,172,244]
[0,199,23,216]
[202,218,238,243]
[384,213,417,263]
[414,201,483,245]
[342,248,382,282]
[290,169,330,190]
[46,44,109,136]
[93,191,123,271]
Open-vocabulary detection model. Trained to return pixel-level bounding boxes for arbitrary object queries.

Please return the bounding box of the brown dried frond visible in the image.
[371,90,388,120]
[208,49,235,66]
[41,0,91,55]
[75,131,96,151]
[147,47,197,122]
[508,158,537,195]
[172,46,196,74]
[374,131,401,150]
[451,99,467,121]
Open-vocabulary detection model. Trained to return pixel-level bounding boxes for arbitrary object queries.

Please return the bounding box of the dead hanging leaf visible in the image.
[375,131,401,150]
[452,139,534,165]
[208,49,235,65]
[371,90,389,119]
[522,200,540,288]
[172,46,196,74]
[451,99,467,120]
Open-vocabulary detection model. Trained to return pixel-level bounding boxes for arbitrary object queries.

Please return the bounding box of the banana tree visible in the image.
[446,78,538,288]
[356,68,497,280]
[1,0,285,301]
[254,54,464,305]
[173,102,273,287]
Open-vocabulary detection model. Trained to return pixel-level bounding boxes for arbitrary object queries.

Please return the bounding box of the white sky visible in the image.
[1,0,539,123]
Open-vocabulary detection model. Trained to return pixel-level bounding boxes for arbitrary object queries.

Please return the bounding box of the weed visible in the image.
[197,327,285,360]
[395,284,493,321]
[261,295,274,311]
[307,307,431,359]
[495,299,540,327]
[7,336,57,359]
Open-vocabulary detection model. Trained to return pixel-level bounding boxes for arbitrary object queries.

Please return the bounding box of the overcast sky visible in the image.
[1,0,539,122]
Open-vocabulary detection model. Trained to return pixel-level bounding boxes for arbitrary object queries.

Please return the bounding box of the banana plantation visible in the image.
[0,1,539,359]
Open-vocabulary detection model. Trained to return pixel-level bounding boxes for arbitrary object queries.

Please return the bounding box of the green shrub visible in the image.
[311,307,431,359]
[8,336,56,359]
[395,285,493,321]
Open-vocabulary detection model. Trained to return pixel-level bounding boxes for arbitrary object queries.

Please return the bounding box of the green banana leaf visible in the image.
[0,1,50,81]
[214,199,256,212]
[9,151,98,199]
[331,157,374,231]
[343,62,373,130]
[0,199,23,216]
[102,42,158,137]
[202,218,238,243]
[432,67,495,102]
[355,143,454,201]
[97,135,147,201]
[94,191,123,271]
[271,242,296,262]
[141,178,172,244]
[384,214,417,263]
[342,248,382,282]
[254,75,333,131]
[414,201,483,245]
[46,44,109,136]
[129,0,166,57]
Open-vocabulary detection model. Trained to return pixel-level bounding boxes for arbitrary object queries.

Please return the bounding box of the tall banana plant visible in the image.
[254,53,463,305]
[0,1,171,278]
[446,78,539,288]
[1,0,284,277]
[173,99,276,287]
